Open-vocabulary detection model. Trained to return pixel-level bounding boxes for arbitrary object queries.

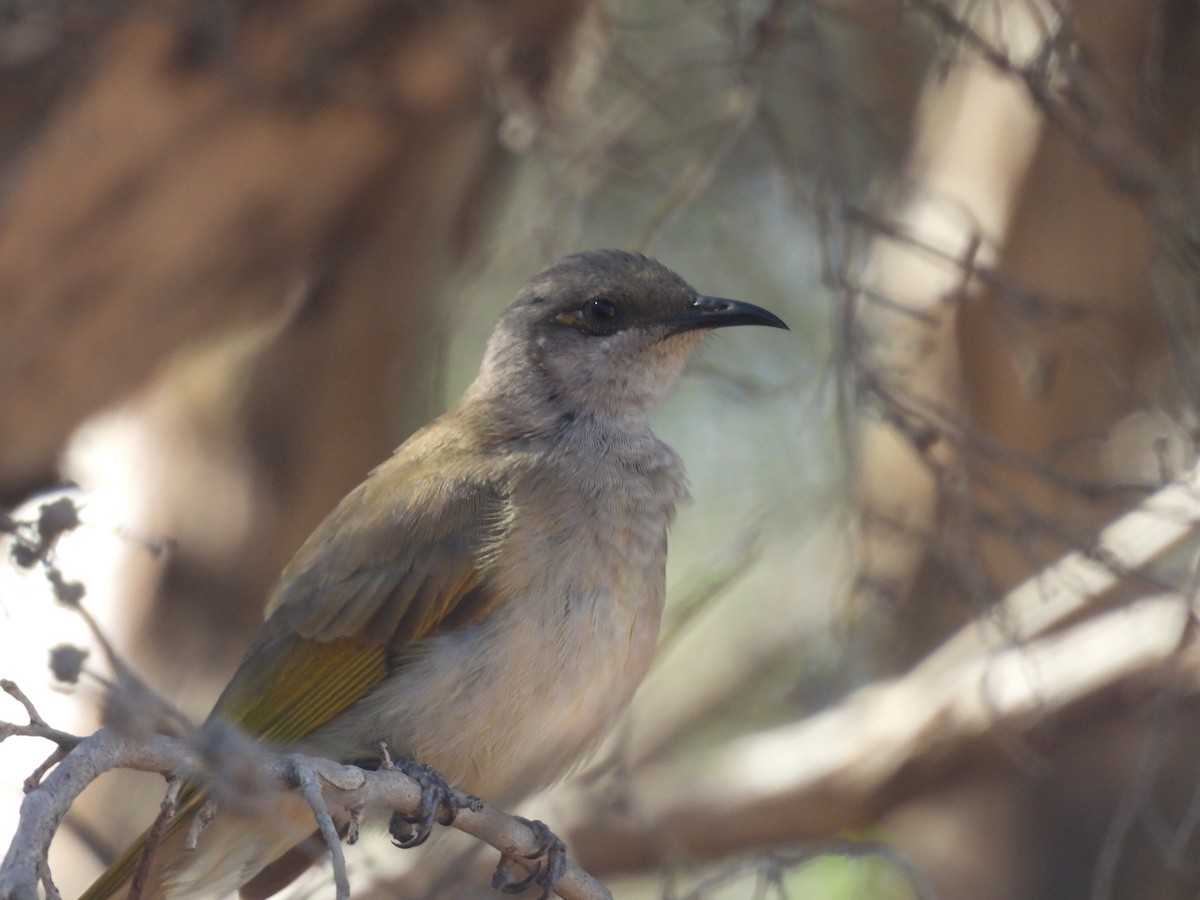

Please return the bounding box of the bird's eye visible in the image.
[583,298,618,324]
[552,297,621,332]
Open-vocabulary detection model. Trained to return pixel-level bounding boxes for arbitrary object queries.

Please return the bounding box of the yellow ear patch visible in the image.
[555,311,585,327]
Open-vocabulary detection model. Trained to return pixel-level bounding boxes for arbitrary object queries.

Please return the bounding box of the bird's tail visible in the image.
[77,788,316,900]
[77,789,206,900]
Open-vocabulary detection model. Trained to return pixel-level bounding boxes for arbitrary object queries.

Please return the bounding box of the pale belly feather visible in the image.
[308,459,677,804]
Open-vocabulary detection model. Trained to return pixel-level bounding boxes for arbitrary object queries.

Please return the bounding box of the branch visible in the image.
[567,468,1200,871]
[0,721,611,900]
[908,0,1200,223]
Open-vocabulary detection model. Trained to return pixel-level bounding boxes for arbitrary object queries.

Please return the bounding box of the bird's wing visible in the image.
[78,450,511,900]
[211,449,510,743]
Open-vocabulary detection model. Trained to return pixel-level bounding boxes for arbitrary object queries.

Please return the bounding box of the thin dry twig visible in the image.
[285,755,351,900]
[0,681,80,755]
[567,465,1200,872]
[128,777,183,900]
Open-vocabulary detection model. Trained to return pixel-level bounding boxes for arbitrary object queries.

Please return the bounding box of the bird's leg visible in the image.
[373,744,462,849]
[386,759,458,848]
[491,817,567,900]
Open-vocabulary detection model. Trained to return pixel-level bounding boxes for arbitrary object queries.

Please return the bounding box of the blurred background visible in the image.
[3,0,1200,897]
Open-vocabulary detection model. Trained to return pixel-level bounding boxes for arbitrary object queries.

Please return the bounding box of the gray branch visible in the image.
[0,725,611,900]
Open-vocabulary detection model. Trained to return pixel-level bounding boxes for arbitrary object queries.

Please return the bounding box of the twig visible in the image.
[285,755,350,900]
[0,684,43,728]
[0,681,81,753]
[183,799,219,852]
[128,777,182,900]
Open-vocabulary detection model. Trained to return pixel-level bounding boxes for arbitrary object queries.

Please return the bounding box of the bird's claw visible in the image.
[491,817,567,899]
[386,757,459,849]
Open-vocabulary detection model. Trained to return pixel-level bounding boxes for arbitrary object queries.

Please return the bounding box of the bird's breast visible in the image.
[311,446,686,803]
[444,458,681,799]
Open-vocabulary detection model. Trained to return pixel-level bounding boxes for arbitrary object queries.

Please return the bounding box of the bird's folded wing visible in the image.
[211,457,511,743]
[79,459,511,900]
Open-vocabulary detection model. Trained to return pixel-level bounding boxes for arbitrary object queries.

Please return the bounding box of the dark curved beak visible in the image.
[662,295,789,335]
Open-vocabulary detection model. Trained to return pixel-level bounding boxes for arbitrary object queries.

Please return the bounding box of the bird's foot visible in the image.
[382,752,460,849]
[491,817,567,899]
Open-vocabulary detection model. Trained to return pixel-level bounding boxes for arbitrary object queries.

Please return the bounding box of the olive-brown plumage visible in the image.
[81,250,787,899]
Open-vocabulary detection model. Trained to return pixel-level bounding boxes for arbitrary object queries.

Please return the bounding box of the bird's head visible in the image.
[473,250,788,422]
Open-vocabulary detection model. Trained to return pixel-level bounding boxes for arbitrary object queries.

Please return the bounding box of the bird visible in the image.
[80,249,788,899]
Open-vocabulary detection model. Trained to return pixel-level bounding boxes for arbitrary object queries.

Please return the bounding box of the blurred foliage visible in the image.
[606,841,926,899]
[18,0,1173,896]
[443,0,903,591]
[429,6,924,892]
